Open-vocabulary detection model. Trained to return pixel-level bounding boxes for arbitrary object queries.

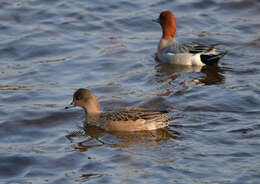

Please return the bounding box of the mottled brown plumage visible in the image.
[66,88,174,132]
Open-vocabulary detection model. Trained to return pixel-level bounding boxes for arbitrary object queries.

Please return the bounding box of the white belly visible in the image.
[158,52,205,66]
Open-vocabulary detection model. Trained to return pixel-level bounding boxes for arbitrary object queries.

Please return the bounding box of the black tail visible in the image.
[201,51,227,65]
[159,109,178,113]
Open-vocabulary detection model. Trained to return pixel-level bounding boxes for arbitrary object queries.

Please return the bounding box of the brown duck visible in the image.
[66,88,175,132]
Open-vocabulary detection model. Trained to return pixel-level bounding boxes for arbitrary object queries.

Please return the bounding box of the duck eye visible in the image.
[76,96,80,101]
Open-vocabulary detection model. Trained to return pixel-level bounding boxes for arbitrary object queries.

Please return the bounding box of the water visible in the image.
[0,0,260,183]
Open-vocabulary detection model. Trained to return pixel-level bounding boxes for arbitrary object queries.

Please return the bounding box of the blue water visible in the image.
[0,0,260,183]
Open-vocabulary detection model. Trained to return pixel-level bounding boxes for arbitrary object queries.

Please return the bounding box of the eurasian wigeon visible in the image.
[156,10,227,66]
[66,88,175,132]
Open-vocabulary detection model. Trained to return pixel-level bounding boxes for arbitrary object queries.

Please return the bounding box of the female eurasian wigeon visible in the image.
[66,88,175,132]
[156,10,227,66]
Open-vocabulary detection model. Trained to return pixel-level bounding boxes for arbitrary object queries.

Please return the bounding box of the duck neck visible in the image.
[84,102,101,126]
[159,22,176,50]
[162,30,175,41]
[83,101,100,115]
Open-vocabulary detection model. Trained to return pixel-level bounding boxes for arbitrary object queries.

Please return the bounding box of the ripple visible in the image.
[0,154,34,178]
[78,173,111,182]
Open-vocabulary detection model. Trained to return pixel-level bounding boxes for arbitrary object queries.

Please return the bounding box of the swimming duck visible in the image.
[156,10,227,66]
[65,88,174,132]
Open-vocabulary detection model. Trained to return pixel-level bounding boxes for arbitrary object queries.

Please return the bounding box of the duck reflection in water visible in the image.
[155,62,226,86]
[66,123,180,151]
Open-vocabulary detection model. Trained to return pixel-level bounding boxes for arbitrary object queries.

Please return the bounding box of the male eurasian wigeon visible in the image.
[156,10,227,66]
[66,88,175,132]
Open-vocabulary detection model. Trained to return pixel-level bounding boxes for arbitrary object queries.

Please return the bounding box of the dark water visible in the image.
[0,0,260,183]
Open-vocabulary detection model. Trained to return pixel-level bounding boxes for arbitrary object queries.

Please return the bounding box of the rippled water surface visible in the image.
[0,0,260,183]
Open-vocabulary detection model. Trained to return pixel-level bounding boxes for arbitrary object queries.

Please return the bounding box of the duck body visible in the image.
[94,110,172,132]
[156,10,226,66]
[66,89,174,132]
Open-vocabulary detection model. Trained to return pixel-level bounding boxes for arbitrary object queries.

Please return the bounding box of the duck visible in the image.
[156,10,227,66]
[65,88,175,132]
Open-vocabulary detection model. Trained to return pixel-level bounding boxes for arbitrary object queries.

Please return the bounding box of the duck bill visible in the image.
[65,102,75,109]
[153,18,159,23]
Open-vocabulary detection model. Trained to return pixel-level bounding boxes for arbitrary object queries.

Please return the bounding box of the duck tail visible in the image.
[200,51,227,65]
[159,109,178,113]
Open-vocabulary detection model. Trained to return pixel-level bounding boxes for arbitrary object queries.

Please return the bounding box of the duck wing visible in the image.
[100,110,170,122]
[163,41,216,54]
